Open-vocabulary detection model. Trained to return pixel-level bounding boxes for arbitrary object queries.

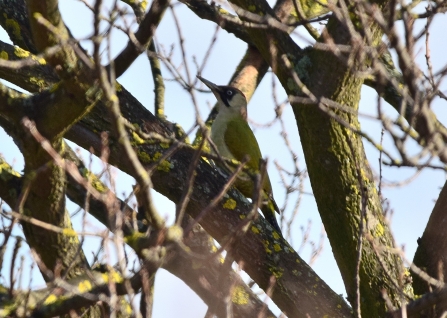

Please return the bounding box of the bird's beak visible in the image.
[197,75,222,98]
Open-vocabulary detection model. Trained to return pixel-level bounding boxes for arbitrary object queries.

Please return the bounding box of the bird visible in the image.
[197,75,282,233]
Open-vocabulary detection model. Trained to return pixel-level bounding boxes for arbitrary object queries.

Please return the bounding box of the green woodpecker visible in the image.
[197,75,281,233]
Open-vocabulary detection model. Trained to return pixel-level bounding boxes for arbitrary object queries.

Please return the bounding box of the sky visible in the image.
[1,0,446,317]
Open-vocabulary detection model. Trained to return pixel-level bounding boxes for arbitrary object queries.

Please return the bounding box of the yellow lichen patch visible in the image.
[80,168,108,193]
[78,280,92,293]
[43,294,58,305]
[101,270,123,284]
[272,231,280,240]
[269,267,284,279]
[350,184,359,195]
[251,225,260,234]
[152,152,172,171]
[154,152,173,172]
[120,298,133,315]
[35,56,46,65]
[6,19,21,40]
[141,0,148,11]
[374,223,384,237]
[13,46,30,58]
[29,77,46,89]
[138,150,151,163]
[218,7,230,15]
[0,51,8,60]
[91,177,108,193]
[160,142,170,149]
[0,160,21,179]
[115,82,123,92]
[403,267,411,276]
[273,243,282,252]
[263,240,272,254]
[201,156,211,166]
[248,4,257,11]
[101,273,109,282]
[223,198,237,210]
[360,168,369,183]
[295,258,300,263]
[232,286,249,305]
[157,159,172,172]
[62,228,77,237]
[132,131,146,145]
[153,152,162,160]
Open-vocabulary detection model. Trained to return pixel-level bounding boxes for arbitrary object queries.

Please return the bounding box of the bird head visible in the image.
[197,75,247,118]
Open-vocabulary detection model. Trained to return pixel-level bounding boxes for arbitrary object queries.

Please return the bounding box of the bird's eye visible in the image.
[226,90,233,96]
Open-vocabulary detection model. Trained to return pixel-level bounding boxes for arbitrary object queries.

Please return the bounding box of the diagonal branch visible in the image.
[110,0,169,78]
[0,151,277,317]
[68,108,352,317]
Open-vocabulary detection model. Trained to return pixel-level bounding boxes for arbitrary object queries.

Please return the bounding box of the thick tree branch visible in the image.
[0,81,29,123]
[0,0,37,53]
[413,179,447,296]
[26,0,77,71]
[0,151,277,317]
[0,256,152,317]
[0,41,59,93]
[387,285,447,318]
[110,0,169,78]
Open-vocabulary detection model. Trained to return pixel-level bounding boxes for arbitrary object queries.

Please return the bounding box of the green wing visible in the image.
[225,118,273,193]
[225,117,280,221]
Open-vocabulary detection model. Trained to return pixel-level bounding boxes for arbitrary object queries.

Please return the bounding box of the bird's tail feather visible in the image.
[261,200,282,234]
